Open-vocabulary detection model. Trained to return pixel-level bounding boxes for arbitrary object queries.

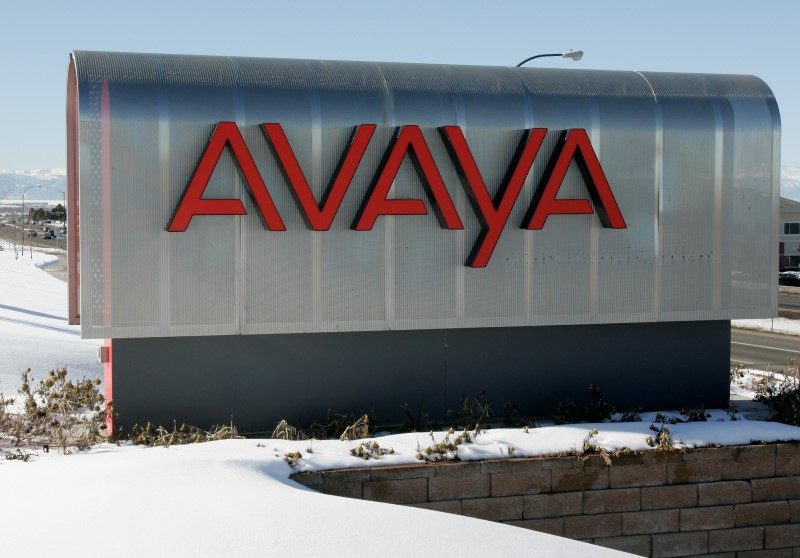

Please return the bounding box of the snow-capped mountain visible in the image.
[0,169,67,201]
[1,166,799,201]
[783,165,800,202]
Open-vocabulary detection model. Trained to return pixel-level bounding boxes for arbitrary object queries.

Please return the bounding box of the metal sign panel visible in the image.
[67,51,780,339]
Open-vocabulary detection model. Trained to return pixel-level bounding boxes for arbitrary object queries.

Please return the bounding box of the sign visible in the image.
[168,123,626,267]
[68,51,779,339]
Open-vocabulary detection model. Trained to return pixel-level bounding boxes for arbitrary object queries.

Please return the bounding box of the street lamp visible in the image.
[516,50,583,67]
[21,184,41,257]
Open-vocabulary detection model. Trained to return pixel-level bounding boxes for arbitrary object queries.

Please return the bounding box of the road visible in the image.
[0,222,67,252]
[781,288,800,312]
[731,328,799,372]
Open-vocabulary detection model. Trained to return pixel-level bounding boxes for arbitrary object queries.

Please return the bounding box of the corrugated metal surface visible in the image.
[68,52,780,339]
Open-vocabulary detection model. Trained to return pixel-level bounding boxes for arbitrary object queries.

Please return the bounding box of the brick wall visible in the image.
[292,443,800,557]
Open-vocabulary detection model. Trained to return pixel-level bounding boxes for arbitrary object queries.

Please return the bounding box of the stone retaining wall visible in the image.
[292,444,800,557]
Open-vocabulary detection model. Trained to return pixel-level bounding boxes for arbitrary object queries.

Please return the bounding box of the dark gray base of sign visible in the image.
[109,320,730,433]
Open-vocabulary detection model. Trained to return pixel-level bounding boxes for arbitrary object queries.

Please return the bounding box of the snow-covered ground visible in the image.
[276,419,800,473]
[3,244,800,557]
[732,317,800,336]
[0,246,101,395]
[5,419,800,558]
[3,439,640,558]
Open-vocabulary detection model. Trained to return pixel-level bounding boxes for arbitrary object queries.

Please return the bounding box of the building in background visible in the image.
[781,197,800,271]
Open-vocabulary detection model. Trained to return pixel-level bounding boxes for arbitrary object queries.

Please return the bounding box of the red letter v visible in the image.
[263,123,376,230]
[168,122,286,232]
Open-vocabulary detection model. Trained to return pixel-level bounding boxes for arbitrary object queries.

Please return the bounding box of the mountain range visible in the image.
[0,169,67,202]
[2,166,800,202]
[782,166,800,202]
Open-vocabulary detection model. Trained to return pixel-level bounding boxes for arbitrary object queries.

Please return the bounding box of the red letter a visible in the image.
[523,129,626,230]
[168,122,286,232]
[352,126,463,231]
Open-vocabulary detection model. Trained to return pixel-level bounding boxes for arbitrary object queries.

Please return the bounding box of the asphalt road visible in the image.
[0,223,67,251]
[731,328,800,372]
[0,223,68,282]
[781,288,800,312]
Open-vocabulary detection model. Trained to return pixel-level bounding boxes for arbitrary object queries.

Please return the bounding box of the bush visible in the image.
[0,367,108,455]
[447,388,493,429]
[555,384,614,424]
[395,403,432,434]
[129,421,242,448]
[415,426,484,463]
[306,409,375,440]
[752,359,800,425]
[501,400,535,428]
[272,419,304,440]
[350,440,394,460]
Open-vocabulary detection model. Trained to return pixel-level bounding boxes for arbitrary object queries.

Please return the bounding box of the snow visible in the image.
[732,317,800,336]
[0,247,102,395]
[3,441,632,558]
[272,420,800,474]
[3,244,800,557]
[730,368,784,401]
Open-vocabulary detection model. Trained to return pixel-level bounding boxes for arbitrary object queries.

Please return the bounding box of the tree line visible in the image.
[27,204,66,223]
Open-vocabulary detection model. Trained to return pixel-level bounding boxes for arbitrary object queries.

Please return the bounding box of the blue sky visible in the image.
[1,0,798,169]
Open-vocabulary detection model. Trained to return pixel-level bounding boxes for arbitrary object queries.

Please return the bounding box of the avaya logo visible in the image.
[168,122,626,267]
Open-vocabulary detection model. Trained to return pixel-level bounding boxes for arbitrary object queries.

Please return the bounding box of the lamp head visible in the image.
[561,50,583,61]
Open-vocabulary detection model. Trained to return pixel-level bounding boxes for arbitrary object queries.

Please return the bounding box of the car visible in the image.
[779,271,800,287]
[42,231,55,240]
